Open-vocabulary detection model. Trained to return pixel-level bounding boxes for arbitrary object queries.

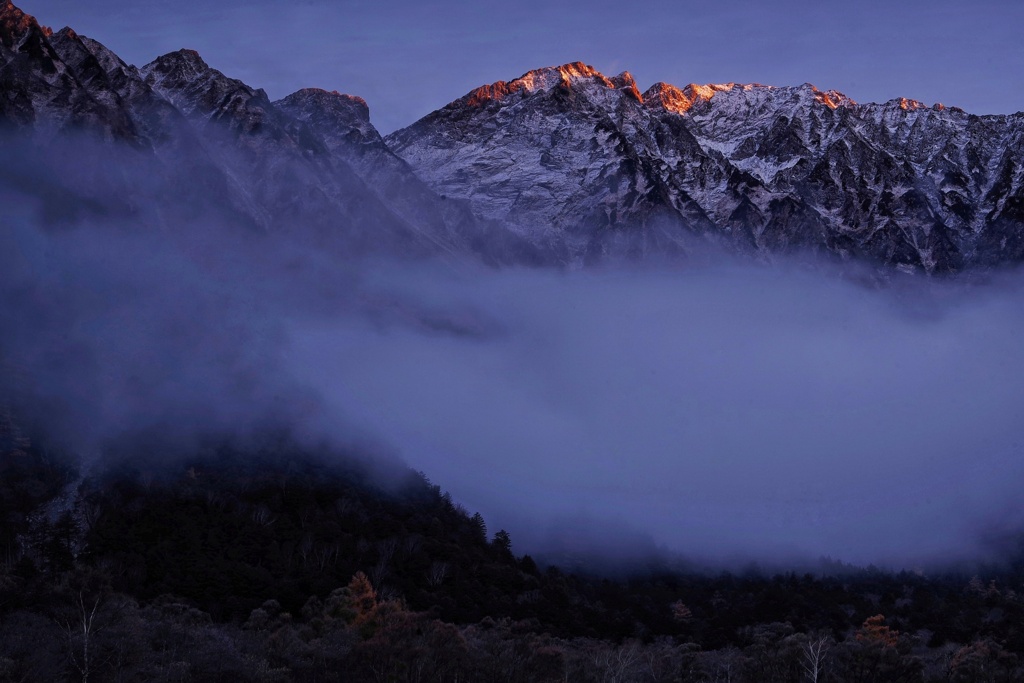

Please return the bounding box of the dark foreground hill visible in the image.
[3,434,1024,682]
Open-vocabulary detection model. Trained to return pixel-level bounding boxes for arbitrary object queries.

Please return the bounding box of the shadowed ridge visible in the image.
[276,87,374,139]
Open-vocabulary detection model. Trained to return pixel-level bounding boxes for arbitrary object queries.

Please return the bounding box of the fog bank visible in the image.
[287,261,1024,568]
[5,194,1024,569]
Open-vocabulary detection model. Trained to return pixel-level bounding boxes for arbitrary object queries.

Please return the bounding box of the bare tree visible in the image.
[312,542,339,572]
[298,532,314,568]
[801,635,831,683]
[590,640,643,683]
[427,561,449,587]
[250,504,276,527]
[371,539,398,586]
[56,591,103,683]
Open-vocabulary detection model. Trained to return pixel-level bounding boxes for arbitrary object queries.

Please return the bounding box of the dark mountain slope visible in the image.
[1,1,503,257]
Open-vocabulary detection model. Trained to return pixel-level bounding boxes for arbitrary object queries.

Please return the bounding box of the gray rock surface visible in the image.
[388,62,1024,272]
[1,2,499,258]
[4,0,1024,271]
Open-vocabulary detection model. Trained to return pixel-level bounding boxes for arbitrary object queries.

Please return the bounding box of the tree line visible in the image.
[2,431,1023,681]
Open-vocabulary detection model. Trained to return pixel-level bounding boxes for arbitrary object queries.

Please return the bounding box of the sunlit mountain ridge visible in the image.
[4,0,1024,272]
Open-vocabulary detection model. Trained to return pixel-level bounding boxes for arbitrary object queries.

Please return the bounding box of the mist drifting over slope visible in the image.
[286,260,1024,568]
[3,139,1024,571]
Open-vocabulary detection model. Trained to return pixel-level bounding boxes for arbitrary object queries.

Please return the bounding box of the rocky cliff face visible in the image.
[0,2,499,258]
[385,63,707,262]
[274,87,524,261]
[0,1,132,137]
[387,63,1024,272]
[4,0,1024,271]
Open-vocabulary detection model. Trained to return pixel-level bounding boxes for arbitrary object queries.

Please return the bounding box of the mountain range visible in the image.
[3,0,1024,272]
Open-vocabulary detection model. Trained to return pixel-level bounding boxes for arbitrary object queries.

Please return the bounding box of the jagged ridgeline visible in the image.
[4,0,1024,271]
[386,63,1024,271]
[0,0,529,263]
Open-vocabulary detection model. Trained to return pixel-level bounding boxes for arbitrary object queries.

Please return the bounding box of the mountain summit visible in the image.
[387,62,1024,271]
[3,2,1024,271]
[0,2,516,260]
[462,62,643,108]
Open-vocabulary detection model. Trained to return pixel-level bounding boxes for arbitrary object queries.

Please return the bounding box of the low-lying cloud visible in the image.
[5,160,1024,569]
[287,261,1024,568]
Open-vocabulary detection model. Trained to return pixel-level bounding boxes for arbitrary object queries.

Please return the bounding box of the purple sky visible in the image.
[18,0,1024,133]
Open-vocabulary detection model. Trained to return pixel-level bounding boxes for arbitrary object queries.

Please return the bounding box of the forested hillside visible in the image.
[2,430,1024,682]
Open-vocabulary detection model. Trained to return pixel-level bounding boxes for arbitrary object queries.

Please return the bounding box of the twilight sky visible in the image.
[18,0,1024,133]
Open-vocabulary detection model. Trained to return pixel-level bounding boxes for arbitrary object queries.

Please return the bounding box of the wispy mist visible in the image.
[4,138,1024,570]
[287,261,1024,568]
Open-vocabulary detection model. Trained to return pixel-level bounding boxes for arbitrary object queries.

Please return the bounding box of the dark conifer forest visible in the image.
[2,426,1024,682]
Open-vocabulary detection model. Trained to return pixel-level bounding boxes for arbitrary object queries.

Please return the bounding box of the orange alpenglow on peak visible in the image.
[643,81,856,113]
[463,63,865,114]
[609,71,643,102]
[552,61,603,80]
[641,82,739,114]
[813,87,856,109]
[1,0,43,44]
[897,97,928,111]
[465,62,639,107]
[891,98,959,112]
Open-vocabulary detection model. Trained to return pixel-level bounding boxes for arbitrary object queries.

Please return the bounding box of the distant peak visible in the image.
[895,96,928,111]
[152,48,209,70]
[805,84,856,109]
[290,87,367,107]
[643,81,855,113]
[280,88,370,121]
[609,71,643,102]
[173,48,207,65]
[553,61,602,80]
[143,49,212,82]
[464,61,637,107]
[642,82,739,114]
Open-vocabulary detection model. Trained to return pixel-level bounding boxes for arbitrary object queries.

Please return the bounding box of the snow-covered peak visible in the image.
[874,96,957,114]
[388,60,1024,271]
[643,81,855,116]
[642,82,731,113]
[462,61,639,107]
[143,49,214,86]
[141,49,271,120]
[894,96,928,111]
[812,86,856,109]
[609,71,643,101]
